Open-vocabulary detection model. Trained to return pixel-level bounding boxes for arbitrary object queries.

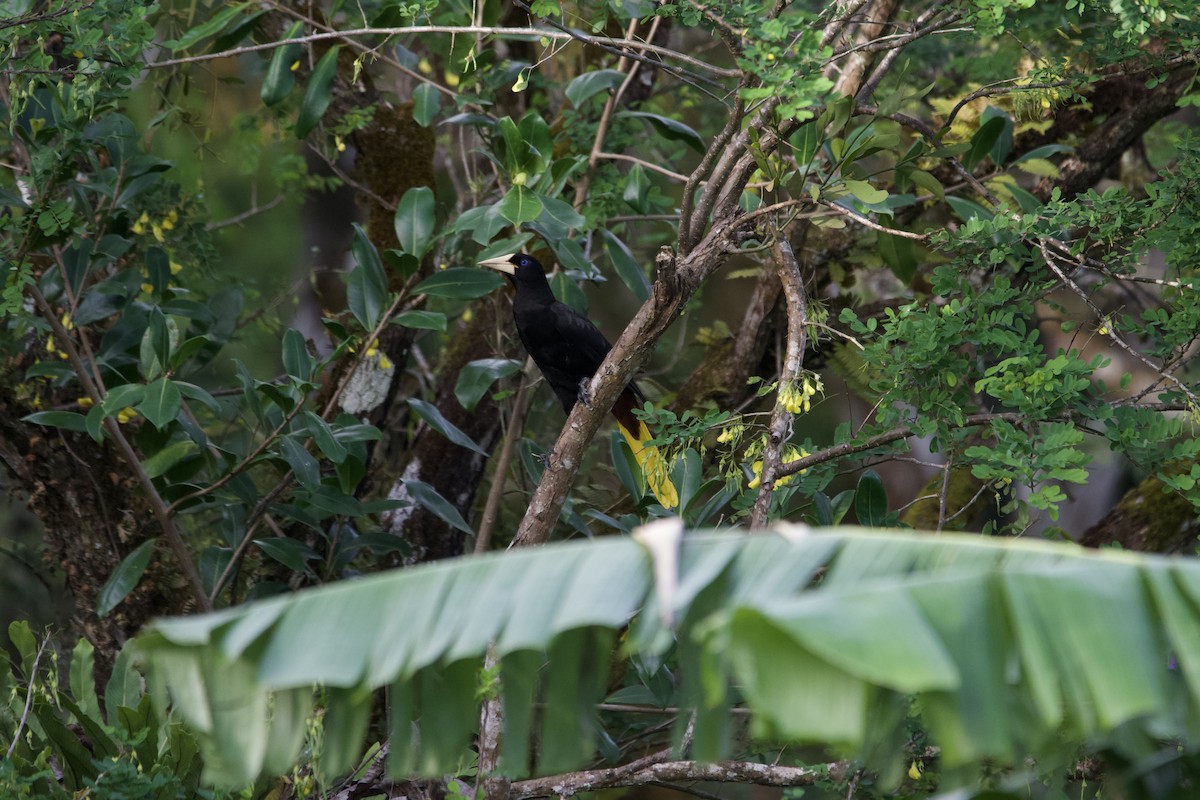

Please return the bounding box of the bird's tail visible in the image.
[618,418,679,510]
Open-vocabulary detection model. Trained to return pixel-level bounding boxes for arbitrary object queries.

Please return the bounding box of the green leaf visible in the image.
[295,45,340,138]
[878,232,917,283]
[1011,144,1073,166]
[623,163,651,213]
[260,21,304,105]
[402,479,473,534]
[346,223,388,329]
[280,436,321,489]
[142,440,198,479]
[22,410,89,432]
[282,328,314,382]
[104,642,143,724]
[789,121,823,164]
[165,2,251,51]
[945,195,995,222]
[414,267,505,300]
[407,398,488,455]
[616,111,705,153]
[393,310,447,331]
[139,307,173,380]
[498,185,544,225]
[854,470,887,526]
[905,168,945,201]
[565,69,624,107]
[97,540,155,618]
[842,179,888,205]
[139,377,182,430]
[394,186,436,259]
[69,639,102,722]
[602,230,650,302]
[982,106,1013,166]
[412,83,442,127]
[455,358,522,411]
[305,411,348,464]
[964,113,1008,170]
[531,195,586,241]
[256,538,319,574]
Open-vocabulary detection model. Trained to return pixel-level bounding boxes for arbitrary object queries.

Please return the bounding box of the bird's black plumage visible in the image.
[480,252,676,507]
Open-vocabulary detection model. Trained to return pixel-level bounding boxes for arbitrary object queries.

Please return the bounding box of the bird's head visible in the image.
[479,252,546,286]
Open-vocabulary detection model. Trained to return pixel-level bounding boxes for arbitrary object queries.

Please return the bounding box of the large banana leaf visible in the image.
[137,527,1200,787]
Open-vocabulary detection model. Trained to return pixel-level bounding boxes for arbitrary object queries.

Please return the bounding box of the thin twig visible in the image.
[473,361,536,554]
[5,635,49,760]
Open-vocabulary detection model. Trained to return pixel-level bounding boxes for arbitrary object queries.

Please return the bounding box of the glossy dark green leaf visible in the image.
[1011,144,1073,166]
[392,310,447,331]
[402,478,473,534]
[531,195,585,241]
[414,267,505,300]
[22,410,89,432]
[878,232,917,283]
[407,398,488,455]
[982,106,1014,166]
[945,195,995,222]
[565,69,623,107]
[412,83,441,127]
[623,163,651,213]
[256,537,319,574]
[139,307,173,381]
[346,223,388,328]
[141,440,198,479]
[295,45,340,138]
[260,21,304,105]
[282,328,314,382]
[394,186,436,259]
[602,229,650,301]
[616,111,705,153]
[498,185,543,225]
[165,2,251,51]
[280,436,322,489]
[854,469,887,527]
[965,113,1008,170]
[97,539,155,617]
[455,358,522,411]
[304,411,348,464]
[139,377,182,430]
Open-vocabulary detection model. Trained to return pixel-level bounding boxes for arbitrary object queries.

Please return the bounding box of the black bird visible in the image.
[480,252,678,508]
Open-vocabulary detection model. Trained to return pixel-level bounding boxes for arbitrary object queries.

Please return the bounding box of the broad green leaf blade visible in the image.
[414,267,505,300]
[104,641,143,725]
[565,69,623,107]
[295,45,340,138]
[498,185,543,225]
[412,83,442,127]
[139,377,181,429]
[69,638,101,722]
[394,186,436,259]
[854,469,887,526]
[346,223,388,329]
[454,358,522,411]
[407,397,488,455]
[22,410,89,432]
[260,21,304,105]
[141,440,198,479]
[281,328,314,382]
[279,436,321,489]
[402,478,473,534]
[616,110,705,153]
[392,309,447,331]
[964,113,1008,170]
[165,2,251,51]
[98,539,156,617]
[601,229,650,301]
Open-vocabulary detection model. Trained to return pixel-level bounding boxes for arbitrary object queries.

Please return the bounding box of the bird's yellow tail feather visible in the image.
[619,420,679,510]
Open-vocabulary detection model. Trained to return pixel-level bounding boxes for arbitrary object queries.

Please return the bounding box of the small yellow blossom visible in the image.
[779,374,824,414]
[747,445,809,490]
[116,407,139,424]
[908,761,922,781]
[132,211,149,234]
[160,216,174,231]
[379,354,394,370]
[77,396,94,409]
[45,336,56,354]
[167,209,178,223]
[141,282,155,294]
[60,312,73,331]
[444,71,460,88]
[417,57,433,75]
[335,135,347,153]
[290,59,300,72]
[462,308,473,323]
[169,261,183,275]
[151,223,165,242]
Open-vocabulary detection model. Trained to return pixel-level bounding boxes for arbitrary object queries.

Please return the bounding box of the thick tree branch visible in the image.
[509,756,847,799]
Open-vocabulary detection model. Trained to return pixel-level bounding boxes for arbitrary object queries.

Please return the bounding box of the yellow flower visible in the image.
[290,59,300,72]
[60,312,73,331]
[779,374,824,414]
[167,209,178,223]
[45,336,56,353]
[116,407,139,424]
[160,216,174,231]
[77,396,94,409]
[747,445,809,490]
[378,354,394,370]
[151,223,165,242]
[908,761,922,780]
[141,282,154,294]
[169,261,183,275]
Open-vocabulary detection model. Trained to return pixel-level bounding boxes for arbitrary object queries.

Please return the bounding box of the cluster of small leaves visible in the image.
[1,623,216,799]
[734,4,834,123]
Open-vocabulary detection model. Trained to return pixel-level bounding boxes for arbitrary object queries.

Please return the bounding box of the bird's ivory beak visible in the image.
[479,254,516,275]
